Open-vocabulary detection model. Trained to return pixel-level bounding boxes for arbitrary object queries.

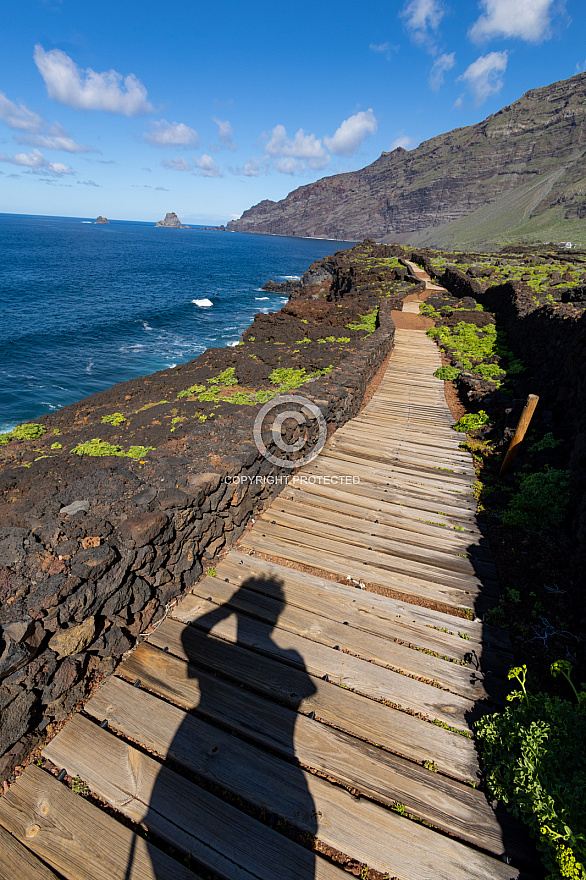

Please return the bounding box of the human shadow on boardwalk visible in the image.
[140,575,318,880]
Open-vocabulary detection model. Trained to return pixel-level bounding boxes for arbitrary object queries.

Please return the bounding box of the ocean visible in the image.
[0,213,346,433]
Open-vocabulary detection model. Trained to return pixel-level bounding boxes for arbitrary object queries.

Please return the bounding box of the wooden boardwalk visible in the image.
[0,296,534,879]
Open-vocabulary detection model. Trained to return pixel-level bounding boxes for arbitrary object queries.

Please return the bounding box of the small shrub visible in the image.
[208,367,238,386]
[476,663,586,880]
[101,413,126,426]
[269,367,308,391]
[529,433,563,453]
[71,439,153,459]
[12,423,46,440]
[346,306,379,335]
[0,433,11,446]
[177,384,206,400]
[503,469,570,532]
[51,442,62,449]
[434,365,460,381]
[453,411,489,432]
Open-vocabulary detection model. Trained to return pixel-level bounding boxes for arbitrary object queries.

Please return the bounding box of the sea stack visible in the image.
[95,216,109,224]
[156,212,183,228]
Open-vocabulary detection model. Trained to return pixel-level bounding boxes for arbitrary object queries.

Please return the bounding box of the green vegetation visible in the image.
[71,439,154,459]
[529,433,564,453]
[269,367,308,391]
[51,442,63,449]
[476,663,586,880]
[0,433,11,446]
[12,424,47,440]
[453,411,490,432]
[434,365,460,381]
[503,469,571,532]
[177,384,205,400]
[208,367,238,386]
[101,412,126,426]
[427,322,498,370]
[346,306,379,335]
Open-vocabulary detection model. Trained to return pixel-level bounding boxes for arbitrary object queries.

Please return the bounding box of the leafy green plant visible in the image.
[503,469,570,532]
[476,663,586,880]
[434,365,460,381]
[453,411,490,432]
[208,367,238,386]
[12,423,47,440]
[529,433,564,453]
[51,442,62,449]
[346,306,379,335]
[177,384,206,399]
[0,433,11,446]
[101,412,126,426]
[269,367,308,391]
[71,439,154,459]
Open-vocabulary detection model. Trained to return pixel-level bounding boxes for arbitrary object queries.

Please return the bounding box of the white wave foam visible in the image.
[85,361,94,374]
[193,298,213,308]
[142,321,153,331]
[281,275,300,280]
[255,296,269,301]
[227,340,240,347]
[81,221,92,224]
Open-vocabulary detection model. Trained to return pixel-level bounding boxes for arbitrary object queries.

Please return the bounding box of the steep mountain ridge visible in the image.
[228,72,586,249]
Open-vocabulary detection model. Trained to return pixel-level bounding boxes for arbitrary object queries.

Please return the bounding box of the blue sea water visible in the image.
[0,214,347,432]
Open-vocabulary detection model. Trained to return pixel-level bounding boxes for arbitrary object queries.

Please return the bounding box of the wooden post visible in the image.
[499,394,539,477]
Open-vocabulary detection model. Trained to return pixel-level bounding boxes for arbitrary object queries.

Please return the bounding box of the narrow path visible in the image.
[0,275,534,880]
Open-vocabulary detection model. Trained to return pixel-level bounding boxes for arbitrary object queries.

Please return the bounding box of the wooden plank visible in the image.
[84,677,532,865]
[42,719,344,880]
[239,530,489,611]
[170,594,477,728]
[281,488,492,555]
[0,825,60,880]
[43,716,518,880]
[241,520,495,596]
[211,552,513,674]
[176,582,506,703]
[0,765,195,880]
[261,502,497,579]
[119,641,480,783]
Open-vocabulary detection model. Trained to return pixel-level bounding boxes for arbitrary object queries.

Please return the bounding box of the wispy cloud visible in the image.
[228,157,268,177]
[457,51,508,105]
[77,179,100,186]
[213,117,236,151]
[0,90,96,152]
[401,0,446,52]
[369,42,396,61]
[0,147,74,174]
[144,119,199,147]
[429,52,456,90]
[161,156,191,171]
[469,0,560,42]
[34,44,154,115]
[390,134,414,150]
[576,59,586,73]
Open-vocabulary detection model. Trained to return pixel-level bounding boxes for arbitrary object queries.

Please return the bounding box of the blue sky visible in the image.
[1,0,584,224]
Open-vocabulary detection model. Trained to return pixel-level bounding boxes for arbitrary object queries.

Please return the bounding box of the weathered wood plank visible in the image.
[119,641,481,783]
[43,717,518,880]
[0,765,195,880]
[0,825,60,880]
[176,581,506,703]
[42,719,345,880]
[85,677,531,864]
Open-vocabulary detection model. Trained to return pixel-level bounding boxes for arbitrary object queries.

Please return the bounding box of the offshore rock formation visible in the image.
[156,212,183,228]
[95,216,109,224]
[228,72,586,250]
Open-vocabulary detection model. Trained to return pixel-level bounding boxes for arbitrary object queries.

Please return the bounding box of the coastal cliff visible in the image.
[228,72,586,250]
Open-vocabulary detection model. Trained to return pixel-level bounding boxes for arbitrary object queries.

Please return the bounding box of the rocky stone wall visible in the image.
[0,300,395,778]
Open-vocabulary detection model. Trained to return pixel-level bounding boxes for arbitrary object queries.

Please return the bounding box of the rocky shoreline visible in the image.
[0,240,417,778]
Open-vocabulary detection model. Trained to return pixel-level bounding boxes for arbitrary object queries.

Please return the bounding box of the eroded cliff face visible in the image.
[228,73,586,246]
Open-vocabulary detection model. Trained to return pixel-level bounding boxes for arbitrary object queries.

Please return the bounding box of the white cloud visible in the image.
[457,51,508,105]
[275,157,306,175]
[144,119,199,147]
[264,124,329,169]
[401,0,445,47]
[390,135,414,150]
[34,44,154,116]
[77,179,100,187]
[213,117,236,151]
[161,156,192,171]
[469,0,559,42]
[193,153,222,177]
[369,42,394,61]
[0,148,74,174]
[576,59,586,73]
[429,52,456,90]
[0,91,94,152]
[242,159,260,176]
[0,91,44,132]
[324,109,378,156]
